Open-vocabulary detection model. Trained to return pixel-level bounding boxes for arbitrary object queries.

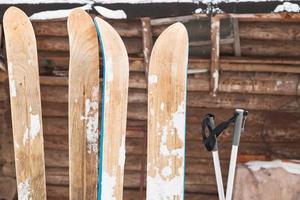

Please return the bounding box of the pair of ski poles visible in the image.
[201,109,248,200]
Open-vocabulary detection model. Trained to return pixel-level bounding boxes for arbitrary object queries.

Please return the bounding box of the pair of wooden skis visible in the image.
[5,6,188,200]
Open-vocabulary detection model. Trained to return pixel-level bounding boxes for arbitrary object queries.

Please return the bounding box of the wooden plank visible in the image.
[147,22,188,200]
[210,16,220,96]
[3,6,46,199]
[239,21,300,41]
[94,17,129,200]
[68,9,99,199]
[232,18,241,56]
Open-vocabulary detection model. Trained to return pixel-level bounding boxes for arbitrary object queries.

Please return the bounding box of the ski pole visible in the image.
[208,116,226,200]
[225,109,247,200]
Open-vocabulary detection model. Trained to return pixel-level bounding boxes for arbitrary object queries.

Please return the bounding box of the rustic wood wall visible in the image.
[1,14,300,199]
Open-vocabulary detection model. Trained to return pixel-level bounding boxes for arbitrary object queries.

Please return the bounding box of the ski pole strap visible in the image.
[201,112,239,152]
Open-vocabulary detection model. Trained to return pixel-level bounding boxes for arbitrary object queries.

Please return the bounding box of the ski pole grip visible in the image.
[208,116,218,151]
[232,109,244,146]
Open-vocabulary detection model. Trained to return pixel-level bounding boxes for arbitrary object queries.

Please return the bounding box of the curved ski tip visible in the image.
[94,16,121,37]
[68,8,91,28]
[69,8,89,19]
[94,17,113,32]
[166,22,188,37]
[4,6,26,22]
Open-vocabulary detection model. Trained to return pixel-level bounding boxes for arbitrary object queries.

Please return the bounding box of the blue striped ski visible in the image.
[94,17,129,200]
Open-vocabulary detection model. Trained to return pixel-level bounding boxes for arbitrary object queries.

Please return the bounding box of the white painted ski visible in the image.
[147,22,189,200]
[4,6,46,199]
[68,9,99,199]
[94,17,129,200]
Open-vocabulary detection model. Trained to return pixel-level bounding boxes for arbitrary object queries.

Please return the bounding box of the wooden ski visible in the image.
[4,6,46,199]
[147,22,189,200]
[68,9,99,199]
[94,17,129,200]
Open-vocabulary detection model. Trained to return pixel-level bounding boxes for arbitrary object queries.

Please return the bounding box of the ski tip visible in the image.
[4,6,27,23]
[93,17,122,40]
[68,8,93,30]
[93,16,129,62]
[153,22,188,49]
[68,8,89,21]
[163,22,188,39]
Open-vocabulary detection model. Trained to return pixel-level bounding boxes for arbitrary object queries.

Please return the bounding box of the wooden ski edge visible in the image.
[94,16,129,200]
[146,22,189,200]
[3,6,47,199]
[93,17,106,200]
[67,8,100,199]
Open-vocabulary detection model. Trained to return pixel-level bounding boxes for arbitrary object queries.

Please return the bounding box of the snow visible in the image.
[94,6,127,19]
[246,160,300,175]
[274,2,300,13]
[29,4,92,20]
[148,74,158,84]
[101,171,117,200]
[83,86,99,154]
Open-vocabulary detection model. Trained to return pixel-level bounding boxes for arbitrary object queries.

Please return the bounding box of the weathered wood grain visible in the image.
[95,17,129,200]
[3,6,46,199]
[147,22,188,200]
[68,9,100,199]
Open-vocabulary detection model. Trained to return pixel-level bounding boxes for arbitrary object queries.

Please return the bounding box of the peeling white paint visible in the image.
[246,160,300,175]
[147,172,184,200]
[23,105,41,145]
[118,135,126,167]
[7,62,17,97]
[150,108,154,116]
[30,114,41,140]
[10,80,17,97]
[101,171,117,200]
[160,102,165,111]
[83,86,99,154]
[106,57,114,82]
[23,128,29,146]
[162,165,172,177]
[148,74,158,84]
[156,122,160,129]
[18,178,31,200]
[171,101,185,142]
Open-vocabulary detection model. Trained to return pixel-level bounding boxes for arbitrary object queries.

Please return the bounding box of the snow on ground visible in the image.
[246,160,300,175]
[30,4,92,20]
[94,6,126,19]
[274,2,300,12]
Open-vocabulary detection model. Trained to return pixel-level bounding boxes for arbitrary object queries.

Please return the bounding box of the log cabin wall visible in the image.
[1,13,300,199]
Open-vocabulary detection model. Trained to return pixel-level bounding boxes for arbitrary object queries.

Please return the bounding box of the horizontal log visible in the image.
[36,36,143,55]
[38,52,145,72]
[188,91,299,112]
[240,39,300,57]
[5,106,299,142]
[218,13,300,22]
[239,21,300,41]
[32,18,165,38]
